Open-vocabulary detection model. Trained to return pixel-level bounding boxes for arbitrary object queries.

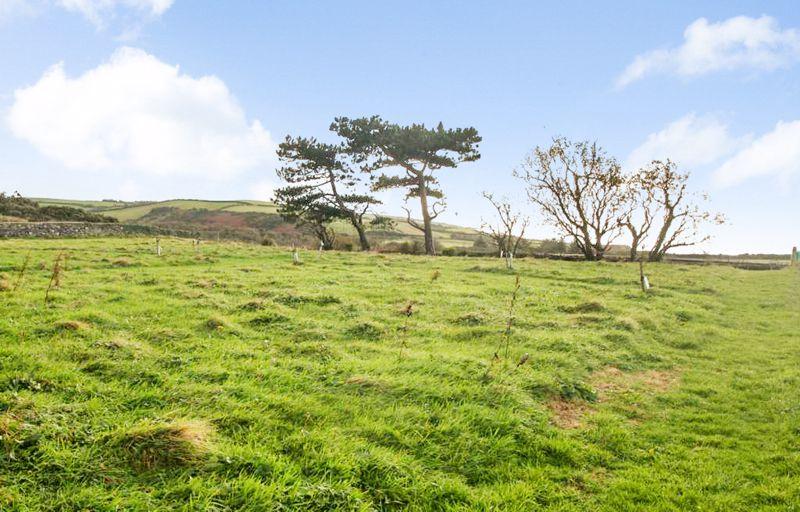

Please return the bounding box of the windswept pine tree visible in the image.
[332,116,481,255]
[273,185,341,250]
[275,136,381,250]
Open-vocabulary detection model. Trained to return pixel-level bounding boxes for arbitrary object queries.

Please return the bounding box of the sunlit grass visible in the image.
[0,237,797,510]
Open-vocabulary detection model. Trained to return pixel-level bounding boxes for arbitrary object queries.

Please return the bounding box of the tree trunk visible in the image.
[315,226,335,250]
[417,178,436,255]
[354,224,370,251]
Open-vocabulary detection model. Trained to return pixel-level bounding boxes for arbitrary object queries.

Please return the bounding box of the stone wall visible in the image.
[0,222,157,238]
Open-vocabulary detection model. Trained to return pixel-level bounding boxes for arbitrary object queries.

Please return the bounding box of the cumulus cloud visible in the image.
[57,0,173,25]
[617,15,800,87]
[713,120,800,187]
[626,113,743,170]
[7,47,275,179]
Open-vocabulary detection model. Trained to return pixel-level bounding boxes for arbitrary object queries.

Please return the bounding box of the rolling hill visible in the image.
[30,198,490,250]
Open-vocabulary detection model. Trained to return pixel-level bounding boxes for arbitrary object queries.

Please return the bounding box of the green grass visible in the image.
[0,237,798,510]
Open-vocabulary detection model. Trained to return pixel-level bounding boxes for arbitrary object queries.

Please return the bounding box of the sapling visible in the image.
[485,275,522,379]
[500,275,521,359]
[13,252,31,292]
[44,252,65,304]
[398,302,414,360]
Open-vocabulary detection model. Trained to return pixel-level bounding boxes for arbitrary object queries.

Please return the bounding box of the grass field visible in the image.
[0,237,798,510]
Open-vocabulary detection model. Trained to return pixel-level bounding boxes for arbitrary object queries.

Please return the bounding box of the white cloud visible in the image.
[626,113,743,170]
[713,120,800,187]
[617,15,800,87]
[8,47,275,179]
[57,0,173,25]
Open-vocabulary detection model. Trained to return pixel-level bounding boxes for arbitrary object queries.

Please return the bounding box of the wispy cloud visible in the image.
[617,15,800,88]
[626,113,744,171]
[0,0,174,35]
[57,0,173,26]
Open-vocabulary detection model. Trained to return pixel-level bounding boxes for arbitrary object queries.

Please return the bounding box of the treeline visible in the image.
[274,118,724,261]
[0,193,117,223]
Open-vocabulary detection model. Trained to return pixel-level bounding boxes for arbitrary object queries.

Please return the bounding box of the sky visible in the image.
[0,0,798,254]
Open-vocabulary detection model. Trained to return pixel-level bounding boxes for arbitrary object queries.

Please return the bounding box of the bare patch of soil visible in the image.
[548,367,679,429]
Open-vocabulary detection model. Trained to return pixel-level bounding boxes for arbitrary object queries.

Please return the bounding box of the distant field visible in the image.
[0,237,797,510]
[28,198,485,248]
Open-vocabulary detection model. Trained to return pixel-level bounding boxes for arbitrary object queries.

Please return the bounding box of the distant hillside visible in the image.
[0,194,117,223]
[30,198,489,250]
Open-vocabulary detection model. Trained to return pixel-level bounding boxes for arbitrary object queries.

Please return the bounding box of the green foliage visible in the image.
[332,116,481,254]
[275,136,381,251]
[0,237,798,510]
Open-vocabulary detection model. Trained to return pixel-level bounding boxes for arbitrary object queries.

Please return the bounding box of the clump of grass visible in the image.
[454,312,486,326]
[614,316,640,332]
[275,293,340,306]
[92,339,126,350]
[346,321,383,339]
[3,376,54,392]
[204,316,229,331]
[557,379,598,402]
[54,319,90,331]
[239,300,266,311]
[249,313,289,327]
[560,301,605,314]
[675,310,693,322]
[0,414,40,460]
[112,257,134,267]
[345,375,385,389]
[108,419,212,471]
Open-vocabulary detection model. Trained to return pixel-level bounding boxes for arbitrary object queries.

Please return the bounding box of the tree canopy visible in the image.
[332,116,481,255]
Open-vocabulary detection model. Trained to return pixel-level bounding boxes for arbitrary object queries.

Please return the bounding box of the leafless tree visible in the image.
[481,192,529,268]
[619,170,655,261]
[516,137,629,261]
[638,160,725,261]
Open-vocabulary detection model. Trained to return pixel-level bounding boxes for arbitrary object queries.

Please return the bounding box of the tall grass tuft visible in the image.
[398,301,414,360]
[44,252,65,304]
[13,252,31,292]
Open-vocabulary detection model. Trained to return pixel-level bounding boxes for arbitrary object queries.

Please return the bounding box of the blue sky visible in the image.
[1,0,798,253]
